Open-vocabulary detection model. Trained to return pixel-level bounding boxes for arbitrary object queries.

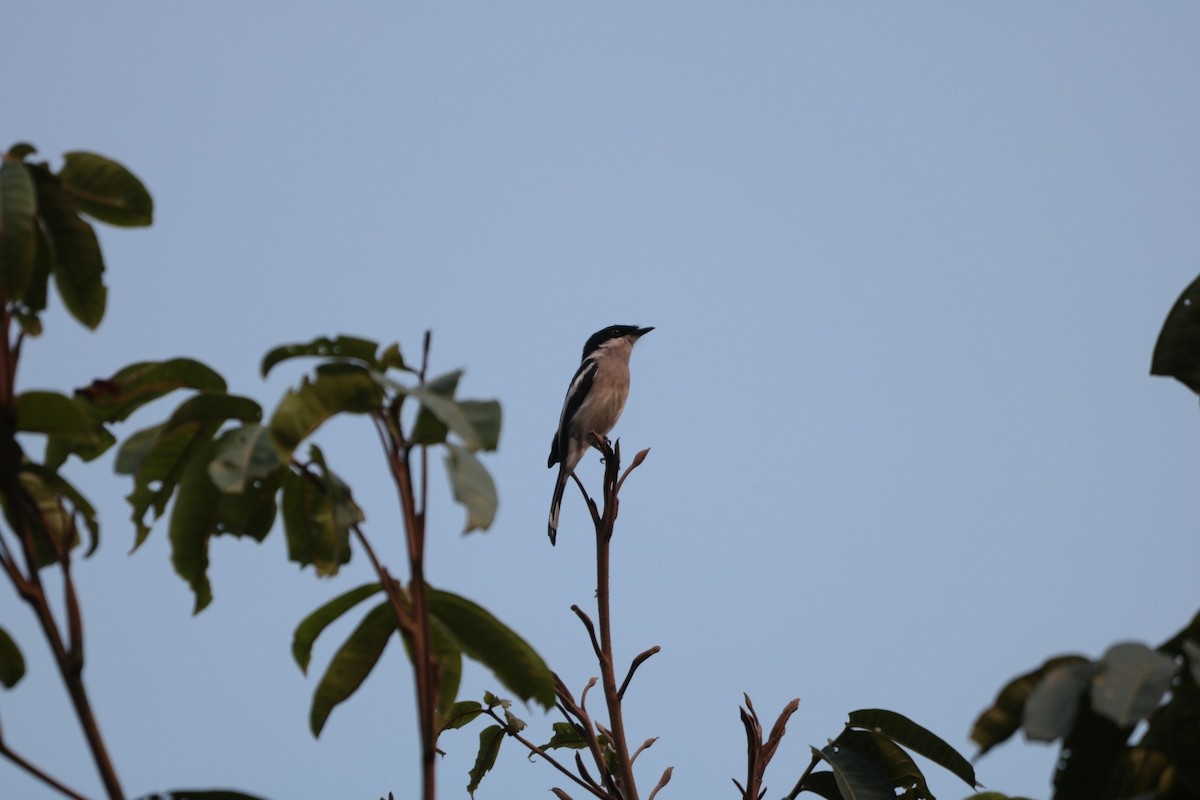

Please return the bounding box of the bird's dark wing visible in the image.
[548,357,597,467]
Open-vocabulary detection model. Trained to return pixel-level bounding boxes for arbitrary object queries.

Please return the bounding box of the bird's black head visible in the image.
[582,325,654,359]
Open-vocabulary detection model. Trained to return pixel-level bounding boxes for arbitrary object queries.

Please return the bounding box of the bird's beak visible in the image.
[635,326,655,338]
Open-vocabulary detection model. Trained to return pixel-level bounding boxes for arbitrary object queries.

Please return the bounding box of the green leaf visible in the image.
[540,721,588,751]
[168,446,221,613]
[459,400,501,452]
[0,625,25,688]
[837,729,931,799]
[1023,660,1095,742]
[970,654,1090,755]
[410,372,486,451]
[445,444,498,533]
[440,700,485,732]
[78,358,227,424]
[310,601,397,737]
[269,364,384,461]
[467,724,505,798]
[8,467,87,567]
[848,708,976,789]
[1151,273,1200,393]
[430,614,465,727]
[22,463,100,557]
[7,143,36,159]
[211,469,280,542]
[429,588,554,709]
[292,582,383,674]
[31,165,106,329]
[0,156,37,299]
[815,743,896,800]
[1091,642,1176,728]
[280,447,361,576]
[15,390,99,443]
[379,342,410,371]
[801,771,846,800]
[260,335,380,378]
[59,151,153,227]
[208,424,282,493]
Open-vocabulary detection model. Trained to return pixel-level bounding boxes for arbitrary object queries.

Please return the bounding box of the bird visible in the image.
[547,324,654,544]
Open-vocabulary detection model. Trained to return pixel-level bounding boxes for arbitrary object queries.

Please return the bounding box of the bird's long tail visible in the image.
[548,464,569,545]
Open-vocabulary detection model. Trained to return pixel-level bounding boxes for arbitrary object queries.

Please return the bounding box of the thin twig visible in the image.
[617,646,660,701]
[571,605,603,661]
[482,708,608,800]
[0,735,93,800]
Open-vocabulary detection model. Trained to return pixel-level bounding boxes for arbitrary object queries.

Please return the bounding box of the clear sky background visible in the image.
[3,4,1199,799]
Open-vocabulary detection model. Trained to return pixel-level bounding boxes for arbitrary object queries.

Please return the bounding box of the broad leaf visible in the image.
[440,700,485,732]
[837,729,932,799]
[970,654,1090,754]
[458,400,501,452]
[78,358,227,424]
[168,448,222,613]
[0,625,25,688]
[802,771,846,800]
[59,151,153,227]
[848,708,976,789]
[260,335,380,378]
[430,614,465,727]
[0,156,37,299]
[429,588,554,709]
[208,424,282,493]
[1023,660,1094,742]
[1091,642,1176,728]
[280,448,361,576]
[445,444,498,532]
[540,721,588,751]
[30,165,106,329]
[292,583,383,673]
[310,601,397,737]
[467,725,505,798]
[1151,273,1200,393]
[816,743,896,800]
[269,364,383,460]
[21,463,100,558]
[410,373,485,451]
[15,391,99,443]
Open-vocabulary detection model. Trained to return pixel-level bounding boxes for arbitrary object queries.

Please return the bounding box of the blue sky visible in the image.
[3,4,1199,799]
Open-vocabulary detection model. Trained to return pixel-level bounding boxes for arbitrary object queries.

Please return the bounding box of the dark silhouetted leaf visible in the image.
[430,614,464,726]
[429,588,554,709]
[0,625,25,688]
[1091,642,1176,728]
[1151,273,1200,393]
[260,335,380,378]
[1052,699,1129,800]
[837,729,931,799]
[269,364,383,460]
[281,448,361,576]
[292,582,383,674]
[802,771,845,800]
[30,165,106,329]
[22,463,100,558]
[168,447,221,613]
[1024,660,1095,742]
[0,155,37,299]
[468,725,504,798]
[540,721,588,751]
[208,424,282,493]
[59,151,152,227]
[137,791,272,800]
[970,654,1090,755]
[816,743,895,800]
[848,708,976,789]
[445,444,497,532]
[310,601,397,737]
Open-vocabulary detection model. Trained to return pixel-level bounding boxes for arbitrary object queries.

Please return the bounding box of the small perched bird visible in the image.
[547,324,654,544]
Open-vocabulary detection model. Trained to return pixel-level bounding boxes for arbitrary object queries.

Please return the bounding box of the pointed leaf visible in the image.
[837,729,932,799]
[78,358,227,424]
[970,654,1090,755]
[10,468,82,567]
[0,156,37,299]
[310,601,397,737]
[1091,642,1176,728]
[260,335,380,378]
[430,614,465,726]
[540,721,588,751]
[31,166,106,328]
[1151,273,1200,393]
[22,463,100,557]
[15,391,99,443]
[208,424,282,493]
[379,342,410,372]
[410,370,463,445]
[459,400,501,452]
[445,444,498,532]
[467,725,505,798]
[59,151,152,227]
[0,625,25,688]
[168,447,221,613]
[292,582,383,673]
[1023,661,1095,742]
[269,364,384,460]
[848,708,976,789]
[802,771,846,800]
[816,743,896,800]
[440,700,485,732]
[429,588,554,709]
